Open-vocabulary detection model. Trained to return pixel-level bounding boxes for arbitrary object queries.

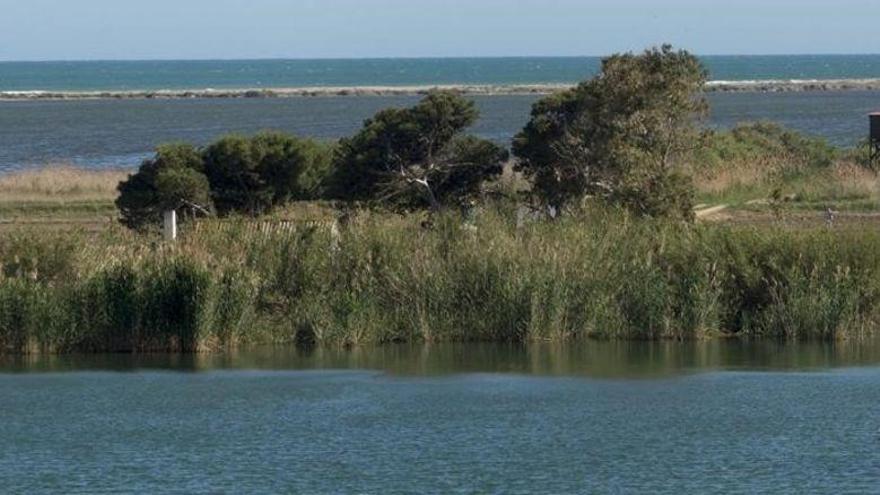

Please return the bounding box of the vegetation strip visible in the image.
[3,45,880,354]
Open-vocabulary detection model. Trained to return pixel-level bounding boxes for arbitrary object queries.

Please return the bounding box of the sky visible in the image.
[1,0,879,61]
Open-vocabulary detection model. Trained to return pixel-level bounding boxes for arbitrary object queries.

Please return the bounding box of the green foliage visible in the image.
[203,132,334,216]
[116,134,333,228]
[613,170,696,221]
[700,122,837,171]
[840,138,875,169]
[0,231,81,284]
[154,167,213,214]
[0,253,258,354]
[688,122,865,207]
[5,212,880,353]
[330,90,507,210]
[0,280,45,353]
[513,45,707,218]
[116,143,213,229]
[202,135,273,215]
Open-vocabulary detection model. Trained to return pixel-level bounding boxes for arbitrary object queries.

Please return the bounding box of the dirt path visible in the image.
[695,204,730,219]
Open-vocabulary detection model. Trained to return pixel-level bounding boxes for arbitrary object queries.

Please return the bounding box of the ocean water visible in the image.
[2,55,880,92]
[1,91,878,173]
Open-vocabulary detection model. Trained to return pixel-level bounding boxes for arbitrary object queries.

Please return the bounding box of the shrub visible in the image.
[116,143,213,229]
[698,122,836,171]
[203,132,335,215]
[840,138,875,169]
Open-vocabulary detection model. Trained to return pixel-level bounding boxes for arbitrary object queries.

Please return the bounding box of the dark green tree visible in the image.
[330,91,507,211]
[116,143,214,229]
[203,132,334,215]
[202,135,271,216]
[513,45,708,219]
[250,132,334,202]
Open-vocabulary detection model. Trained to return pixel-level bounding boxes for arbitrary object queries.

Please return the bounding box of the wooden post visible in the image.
[163,210,178,241]
[516,206,526,231]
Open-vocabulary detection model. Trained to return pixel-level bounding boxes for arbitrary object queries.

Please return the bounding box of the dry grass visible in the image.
[0,166,130,203]
[823,161,880,198]
[690,156,783,196]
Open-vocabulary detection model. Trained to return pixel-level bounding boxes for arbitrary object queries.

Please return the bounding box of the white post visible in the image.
[329,219,341,252]
[163,210,178,241]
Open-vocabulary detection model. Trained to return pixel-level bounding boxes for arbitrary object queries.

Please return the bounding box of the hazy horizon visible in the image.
[1,0,879,61]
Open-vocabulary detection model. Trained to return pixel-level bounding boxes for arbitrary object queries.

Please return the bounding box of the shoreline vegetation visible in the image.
[3,45,880,355]
[3,210,880,354]
[3,78,880,101]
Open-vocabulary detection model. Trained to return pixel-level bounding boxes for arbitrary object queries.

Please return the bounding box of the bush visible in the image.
[117,134,334,228]
[116,143,213,229]
[154,167,213,215]
[699,122,837,171]
[203,132,334,215]
[687,123,854,203]
[840,138,875,169]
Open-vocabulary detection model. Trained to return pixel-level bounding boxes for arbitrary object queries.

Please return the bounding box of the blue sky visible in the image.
[1,0,878,61]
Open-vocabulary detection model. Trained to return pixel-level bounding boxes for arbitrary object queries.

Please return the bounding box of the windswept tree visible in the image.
[116,143,214,230]
[203,132,334,215]
[329,91,508,211]
[513,45,708,219]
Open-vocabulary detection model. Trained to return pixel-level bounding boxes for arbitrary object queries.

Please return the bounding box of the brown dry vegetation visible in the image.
[0,166,129,203]
[0,166,129,231]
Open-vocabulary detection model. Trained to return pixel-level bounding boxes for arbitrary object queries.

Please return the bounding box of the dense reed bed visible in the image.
[2,206,880,354]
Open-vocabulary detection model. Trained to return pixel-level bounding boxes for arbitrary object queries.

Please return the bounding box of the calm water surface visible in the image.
[2,342,880,494]
[1,91,879,173]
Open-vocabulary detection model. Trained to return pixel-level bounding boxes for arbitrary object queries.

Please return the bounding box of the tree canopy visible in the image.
[203,132,333,216]
[117,46,715,229]
[116,143,213,230]
[116,133,333,229]
[329,91,508,211]
[513,45,708,219]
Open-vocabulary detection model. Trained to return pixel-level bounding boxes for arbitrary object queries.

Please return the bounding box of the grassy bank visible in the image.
[3,206,880,353]
[0,166,127,231]
[2,123,876,229]
[689,123,878,212]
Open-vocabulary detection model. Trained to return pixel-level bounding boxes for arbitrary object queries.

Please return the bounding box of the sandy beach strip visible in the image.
[2,79,880,100]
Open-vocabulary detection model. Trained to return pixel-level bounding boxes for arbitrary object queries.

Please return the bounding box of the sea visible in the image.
[1,55,880,173]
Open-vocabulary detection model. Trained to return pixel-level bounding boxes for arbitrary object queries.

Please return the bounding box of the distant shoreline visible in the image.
[2,79,880,100]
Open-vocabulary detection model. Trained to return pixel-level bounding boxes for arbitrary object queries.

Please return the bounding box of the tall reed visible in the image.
[3,206,880,354]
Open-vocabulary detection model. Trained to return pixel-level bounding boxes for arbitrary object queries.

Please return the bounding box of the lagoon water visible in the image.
[1,55,880,172]
[2,342,880,493]
[1,91,879,173]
